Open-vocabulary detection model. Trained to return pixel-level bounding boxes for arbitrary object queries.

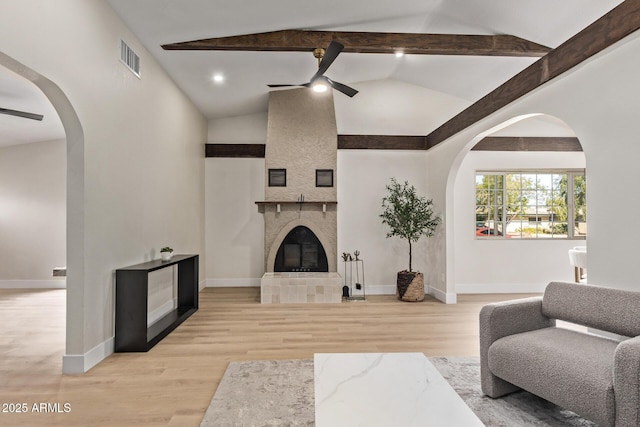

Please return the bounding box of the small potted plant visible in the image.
[160,246,174,261]
[380,178,441,302]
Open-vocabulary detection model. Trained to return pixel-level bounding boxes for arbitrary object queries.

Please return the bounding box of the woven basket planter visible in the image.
[396,271,424,302]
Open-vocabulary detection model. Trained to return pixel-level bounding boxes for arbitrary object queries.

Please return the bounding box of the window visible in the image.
[315,169,334,187]
[268,169,286,187]
[475,170,586,239]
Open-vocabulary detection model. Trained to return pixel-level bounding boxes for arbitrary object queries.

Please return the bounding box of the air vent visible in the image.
[120,40,140,78]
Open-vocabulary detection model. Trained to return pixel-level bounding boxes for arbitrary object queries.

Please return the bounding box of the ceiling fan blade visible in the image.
[0,107,44,121]
[311,41,344,81]
[267,82,311,88]
[325,77,358,97]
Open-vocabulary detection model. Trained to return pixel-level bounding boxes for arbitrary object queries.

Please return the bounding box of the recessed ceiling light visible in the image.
[395,51,404,58]
[213,74,224,83]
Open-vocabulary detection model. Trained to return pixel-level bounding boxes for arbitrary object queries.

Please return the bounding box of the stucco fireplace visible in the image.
[258,88,342,303]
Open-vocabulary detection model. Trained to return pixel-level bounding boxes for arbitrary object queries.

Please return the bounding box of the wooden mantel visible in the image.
[255,201,338,205]
[255,200,337,213]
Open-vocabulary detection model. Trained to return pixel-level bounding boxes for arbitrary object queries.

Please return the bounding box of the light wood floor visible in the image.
[0,287,536,426]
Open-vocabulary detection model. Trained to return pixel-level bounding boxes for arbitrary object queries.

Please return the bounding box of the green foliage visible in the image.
[160,246,173,253]
[380,178,441,272]
[549,223,568,234]
[547,174,587,223]
[475,173,535,226]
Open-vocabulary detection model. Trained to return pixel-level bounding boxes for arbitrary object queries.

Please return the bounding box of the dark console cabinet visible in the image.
[115,254,198,352]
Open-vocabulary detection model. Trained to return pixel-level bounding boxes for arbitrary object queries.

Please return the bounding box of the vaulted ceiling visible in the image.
[0,0,624,145]
[106,0,622,118]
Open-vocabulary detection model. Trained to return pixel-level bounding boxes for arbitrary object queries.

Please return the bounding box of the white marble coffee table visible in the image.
[314,352,484,427]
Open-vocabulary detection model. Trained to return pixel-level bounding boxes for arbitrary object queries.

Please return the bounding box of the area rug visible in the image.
[200,357,596,427]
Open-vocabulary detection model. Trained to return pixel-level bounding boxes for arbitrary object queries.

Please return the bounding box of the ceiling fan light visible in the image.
[312,82,328,93]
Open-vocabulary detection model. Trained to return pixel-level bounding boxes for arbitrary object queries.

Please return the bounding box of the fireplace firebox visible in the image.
[274,226,328,272]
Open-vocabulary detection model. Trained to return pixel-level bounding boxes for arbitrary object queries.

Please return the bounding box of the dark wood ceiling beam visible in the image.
[426,0,640,149]
[338,135,427,150]
[471,136,582,152]
[162,29,550,57]
[205,144,265,158]
[204,137,581,157]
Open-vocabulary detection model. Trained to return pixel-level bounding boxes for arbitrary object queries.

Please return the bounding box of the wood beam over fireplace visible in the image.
[204,136,583,156]
[162,29,550,57]
[426,0,640,149]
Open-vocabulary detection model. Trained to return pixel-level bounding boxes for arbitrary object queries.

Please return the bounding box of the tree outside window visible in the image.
[475,170,586,239]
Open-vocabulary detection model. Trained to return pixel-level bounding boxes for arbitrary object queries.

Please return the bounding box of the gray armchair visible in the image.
[480,281,640,427]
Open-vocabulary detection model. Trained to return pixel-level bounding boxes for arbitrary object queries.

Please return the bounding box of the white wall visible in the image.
[426,30,640,298]
[206,113,267,285]
[338,150,430,293]
[0,1,207,372]
[205,158,265,285]
[0,139,66,285]
[207,112,268,143]
[334,79,470,134]
[453,151,586,293]
[491,115,575,137]
[334,80,467,295]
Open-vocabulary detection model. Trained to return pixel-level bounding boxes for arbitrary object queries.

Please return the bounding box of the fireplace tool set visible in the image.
[342,250,365,301]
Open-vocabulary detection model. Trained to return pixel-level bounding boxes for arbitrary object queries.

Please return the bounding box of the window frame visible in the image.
[268,168,287,187]
[475,169,586,240]
[315,169,334,188]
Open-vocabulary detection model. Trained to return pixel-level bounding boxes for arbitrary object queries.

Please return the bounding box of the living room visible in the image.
[1,0,639,425]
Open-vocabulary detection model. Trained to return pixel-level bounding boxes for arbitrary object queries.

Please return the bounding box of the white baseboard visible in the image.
[199,279,207,291]
[357,284,456,304]
[427,286,457,304]
[63,336,114,374]
[205,278,261,287]
[366,284,396,295]
[0,279,66,289]
[455,283,548,294]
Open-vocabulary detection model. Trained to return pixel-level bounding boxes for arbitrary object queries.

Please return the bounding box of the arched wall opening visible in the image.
[0,52,85,373]
[445,113,586,296]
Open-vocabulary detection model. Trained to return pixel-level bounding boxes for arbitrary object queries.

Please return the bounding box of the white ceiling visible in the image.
[106,0,621,118]
[0,0,623,146]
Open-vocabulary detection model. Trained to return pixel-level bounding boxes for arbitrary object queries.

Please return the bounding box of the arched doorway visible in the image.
[446,114,586,297]
[0,52,84,373]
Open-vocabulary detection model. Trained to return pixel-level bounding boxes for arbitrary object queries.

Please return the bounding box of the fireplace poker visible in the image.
[355,256,362,290]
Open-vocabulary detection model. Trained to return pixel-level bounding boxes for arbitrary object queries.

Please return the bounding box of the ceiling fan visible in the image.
[0,107,43,121]
[268,41,358,97]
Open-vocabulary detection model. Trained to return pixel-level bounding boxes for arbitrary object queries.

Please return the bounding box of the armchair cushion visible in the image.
[489,327,618,427]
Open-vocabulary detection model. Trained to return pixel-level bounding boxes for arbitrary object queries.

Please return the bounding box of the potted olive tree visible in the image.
[380,178,441,302]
